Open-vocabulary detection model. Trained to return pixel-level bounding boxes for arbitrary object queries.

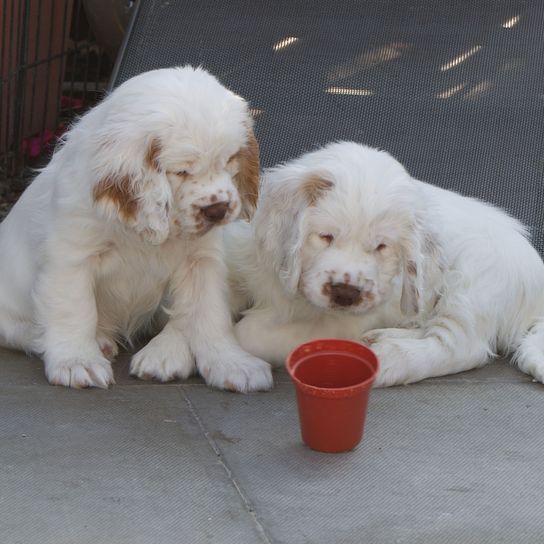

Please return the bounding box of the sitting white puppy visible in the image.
[227,141,544,386]
[0,66,272,392]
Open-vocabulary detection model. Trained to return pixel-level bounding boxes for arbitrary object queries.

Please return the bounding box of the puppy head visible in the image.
[255,141,425,316]
[91,66,260,244]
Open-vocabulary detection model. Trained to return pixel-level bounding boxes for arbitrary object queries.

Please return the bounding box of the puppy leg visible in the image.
[371,301,491,387]
[190,263,273,392]
[174,243,272,392]
[234,311,342,367]
[235,309,386,367]
[35,263,114,389]
[128,282,194,382]
[129,240,272,391]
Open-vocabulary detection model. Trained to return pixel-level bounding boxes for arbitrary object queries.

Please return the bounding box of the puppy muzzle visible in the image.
[328,282,363,307]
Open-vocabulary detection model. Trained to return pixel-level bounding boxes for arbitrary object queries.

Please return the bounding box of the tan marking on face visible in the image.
[145,138,162,171]
[322,281,333,298]
[301,175,333,205]
[93,175,138,222]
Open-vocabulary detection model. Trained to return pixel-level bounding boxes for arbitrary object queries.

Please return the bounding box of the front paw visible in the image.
[45,356,114,389]
[368,339,409,388]
[198,349,273,393]
[130,333,195,382]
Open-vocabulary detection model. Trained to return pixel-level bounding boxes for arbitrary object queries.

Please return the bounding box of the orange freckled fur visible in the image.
[93,175,138,222]
[233,130,260,219]
[301,175,333,205]
[145,138,162,171]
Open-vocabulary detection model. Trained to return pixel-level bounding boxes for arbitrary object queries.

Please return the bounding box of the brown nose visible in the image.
[201,202,229,222]
[329,283,362,307]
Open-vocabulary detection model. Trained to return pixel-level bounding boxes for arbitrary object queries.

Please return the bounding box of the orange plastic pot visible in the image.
[286,339,379,453]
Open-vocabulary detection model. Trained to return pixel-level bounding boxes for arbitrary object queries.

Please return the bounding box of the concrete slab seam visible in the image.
[179,387,274,544]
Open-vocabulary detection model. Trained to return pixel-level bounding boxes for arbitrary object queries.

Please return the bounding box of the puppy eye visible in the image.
[319,233,334,244]
[175,170,188,177]
[376,243,387,251]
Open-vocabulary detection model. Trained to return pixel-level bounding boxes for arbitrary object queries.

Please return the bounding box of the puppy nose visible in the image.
[329,283,362,307]
[201,202,229,222]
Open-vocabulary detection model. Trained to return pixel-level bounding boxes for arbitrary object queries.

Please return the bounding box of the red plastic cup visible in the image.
[286,339,379,453]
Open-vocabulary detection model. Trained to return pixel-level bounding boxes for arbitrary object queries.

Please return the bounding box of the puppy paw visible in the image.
[371,335,438,387]
[130,333,195,382]
[96,333,119,361]
[369,339,412,388]
[198,349,273,393]
[45,356,114,389]
[516,359,544,384]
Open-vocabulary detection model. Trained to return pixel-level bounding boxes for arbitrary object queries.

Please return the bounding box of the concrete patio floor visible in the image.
[1,346,543,544]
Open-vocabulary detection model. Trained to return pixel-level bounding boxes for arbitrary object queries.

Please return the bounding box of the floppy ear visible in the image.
[93,137,172,245]
[399,219,428,317]
[254,170,333,297]
[233,128,260,220]
[400,256,421,317]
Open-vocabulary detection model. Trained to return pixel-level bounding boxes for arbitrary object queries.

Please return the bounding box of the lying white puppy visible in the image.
[0,66,272,391]
[227,141,544,386]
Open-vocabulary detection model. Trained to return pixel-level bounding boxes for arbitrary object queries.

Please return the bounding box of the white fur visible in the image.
[226,141,544,386]
[0,66,272,391]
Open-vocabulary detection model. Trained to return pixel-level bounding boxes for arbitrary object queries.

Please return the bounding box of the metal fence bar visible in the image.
[81,21,91,109]
[0,0,9,174]
[3,0,19,175]
[27,0,43,152]
[1,0,117,191]
[38,0,59,159]
[69,0,82,116]
[11,0,31,180]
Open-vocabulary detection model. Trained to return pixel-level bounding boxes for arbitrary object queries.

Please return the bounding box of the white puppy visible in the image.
[0,66,272,391]
[227,141,544,386]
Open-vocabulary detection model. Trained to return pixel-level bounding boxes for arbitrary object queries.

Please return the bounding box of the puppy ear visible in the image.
[93,137,172,245]
[400,258,420,316]
[399,220,430,317]
[300,174,334,205]
[233,128,260,220]
[254,170,333,296]
[93,173,139,225]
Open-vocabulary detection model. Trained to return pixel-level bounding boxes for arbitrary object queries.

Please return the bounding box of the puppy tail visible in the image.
[513,318,544,383]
